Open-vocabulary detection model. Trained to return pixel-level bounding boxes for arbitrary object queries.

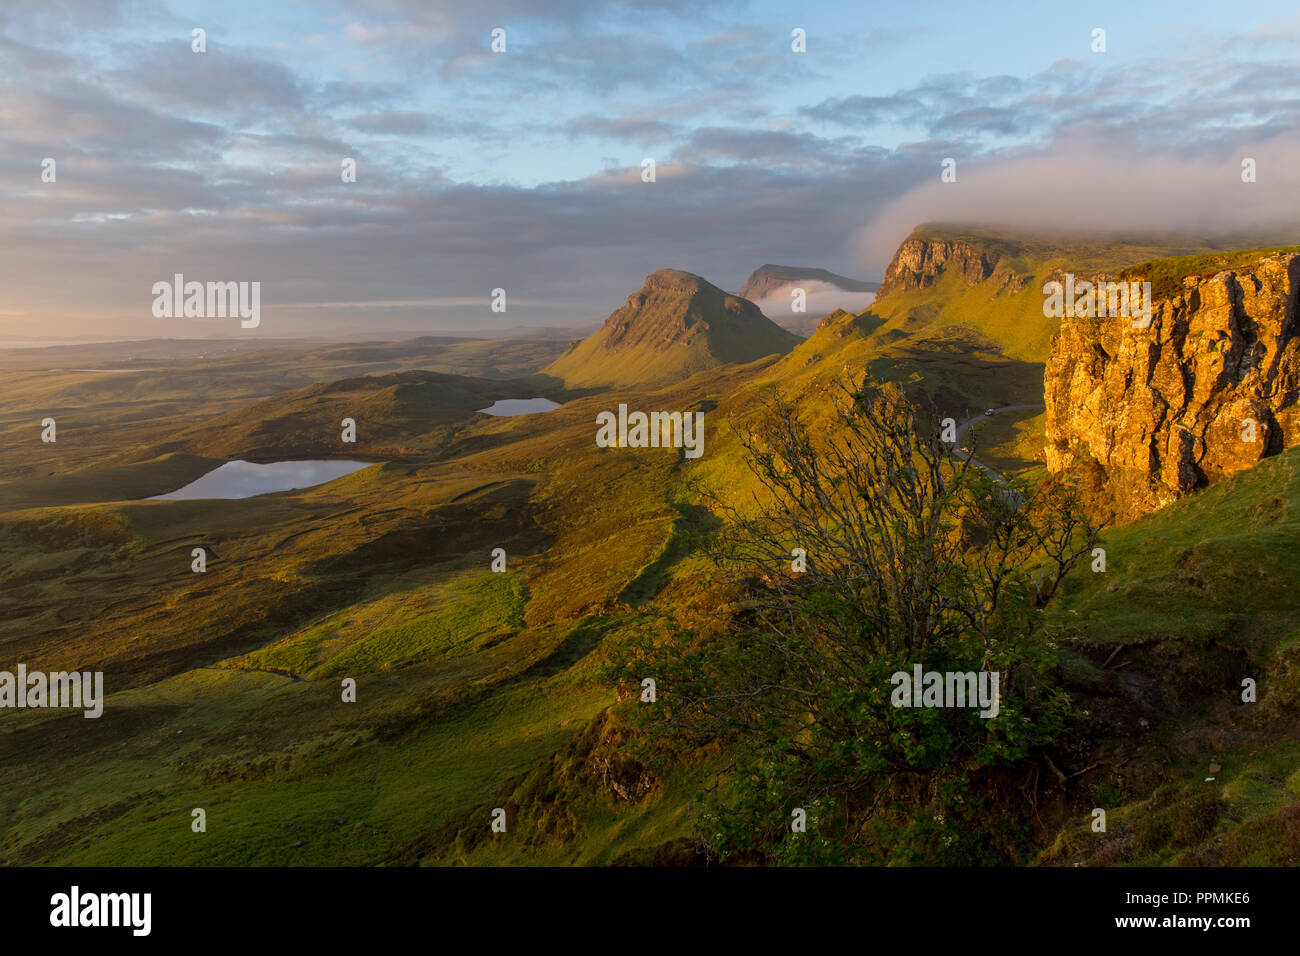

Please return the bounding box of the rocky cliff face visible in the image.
[1044,253,1300,522]
[877,237,1001,297]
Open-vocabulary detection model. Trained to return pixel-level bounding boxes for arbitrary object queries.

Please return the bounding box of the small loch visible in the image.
[151,460,373,500]
[477,398,561,416]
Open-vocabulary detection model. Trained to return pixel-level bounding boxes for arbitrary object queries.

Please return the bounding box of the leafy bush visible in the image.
[623,378,1099,864]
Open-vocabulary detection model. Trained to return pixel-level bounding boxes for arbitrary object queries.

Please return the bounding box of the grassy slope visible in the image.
[745,309,1045,430]
[0,346,751,864]
[0,337,568,484]
[867,225,1224,364]
[964,409,1046,474]
[542,273,798,389]
[1039,447,1300,865]
[6,231,1300,866]
[1120,245,1300,300]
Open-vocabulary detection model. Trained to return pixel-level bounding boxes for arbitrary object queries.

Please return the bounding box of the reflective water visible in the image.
[152,460,373,500]
[477,397,561,416]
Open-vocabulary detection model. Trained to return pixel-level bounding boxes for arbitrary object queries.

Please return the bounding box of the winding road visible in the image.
[948,403,1044,480]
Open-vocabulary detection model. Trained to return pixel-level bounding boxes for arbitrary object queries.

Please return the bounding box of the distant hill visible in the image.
[738,265,880,336]
[543,269,799,387]
[145,369,556,462]
[9,229,1300,870]
[738,264,880,300]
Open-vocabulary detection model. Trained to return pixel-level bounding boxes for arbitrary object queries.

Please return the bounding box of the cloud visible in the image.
[0,153,924,338]
[566,113,680,143]
[672,126,877,172]
[106,42,309,119]
[0,80,227,158]
[752,282,876,320]
[348,110,441,135]
[3,2,1300,344]
[857,128,1300,268]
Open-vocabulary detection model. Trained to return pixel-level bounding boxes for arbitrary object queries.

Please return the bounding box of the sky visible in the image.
[2,0,1300,342]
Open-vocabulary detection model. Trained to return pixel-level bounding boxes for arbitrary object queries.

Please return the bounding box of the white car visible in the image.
[984,408,994,416]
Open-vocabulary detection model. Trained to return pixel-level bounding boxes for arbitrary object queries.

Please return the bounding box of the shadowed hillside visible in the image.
[544,269,799,388]
[3,230,1299,869]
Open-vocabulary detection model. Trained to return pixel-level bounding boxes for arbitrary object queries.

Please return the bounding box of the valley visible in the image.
[2,226,1298,866]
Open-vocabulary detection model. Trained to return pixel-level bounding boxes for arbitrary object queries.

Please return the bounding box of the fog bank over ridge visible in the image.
[858,132,1300,268]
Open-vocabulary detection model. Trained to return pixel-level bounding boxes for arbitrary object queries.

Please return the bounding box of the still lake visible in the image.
[152,460,373,500]
[477,398,561,416]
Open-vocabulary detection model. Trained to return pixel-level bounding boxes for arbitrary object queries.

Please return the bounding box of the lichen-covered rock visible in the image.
[1044,253,1300,522]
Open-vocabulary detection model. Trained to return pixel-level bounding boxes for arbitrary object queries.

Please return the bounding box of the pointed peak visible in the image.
[542,268,799,387]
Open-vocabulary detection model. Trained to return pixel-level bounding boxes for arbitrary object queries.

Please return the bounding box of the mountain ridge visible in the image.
[738,264,880,300]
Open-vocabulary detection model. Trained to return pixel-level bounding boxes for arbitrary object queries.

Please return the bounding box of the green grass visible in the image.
[29,672,611,866]
[1121,245,1300,301]
[1041,738,1300,866]
[542,271,798,388]
[1032,447,1300,866]
[6,234,1300,867]
[867,224,1284,364]
[234,570,528,678]
[0,452,222,512]
[965,409,1046,473]
[1048,448,1300,654]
